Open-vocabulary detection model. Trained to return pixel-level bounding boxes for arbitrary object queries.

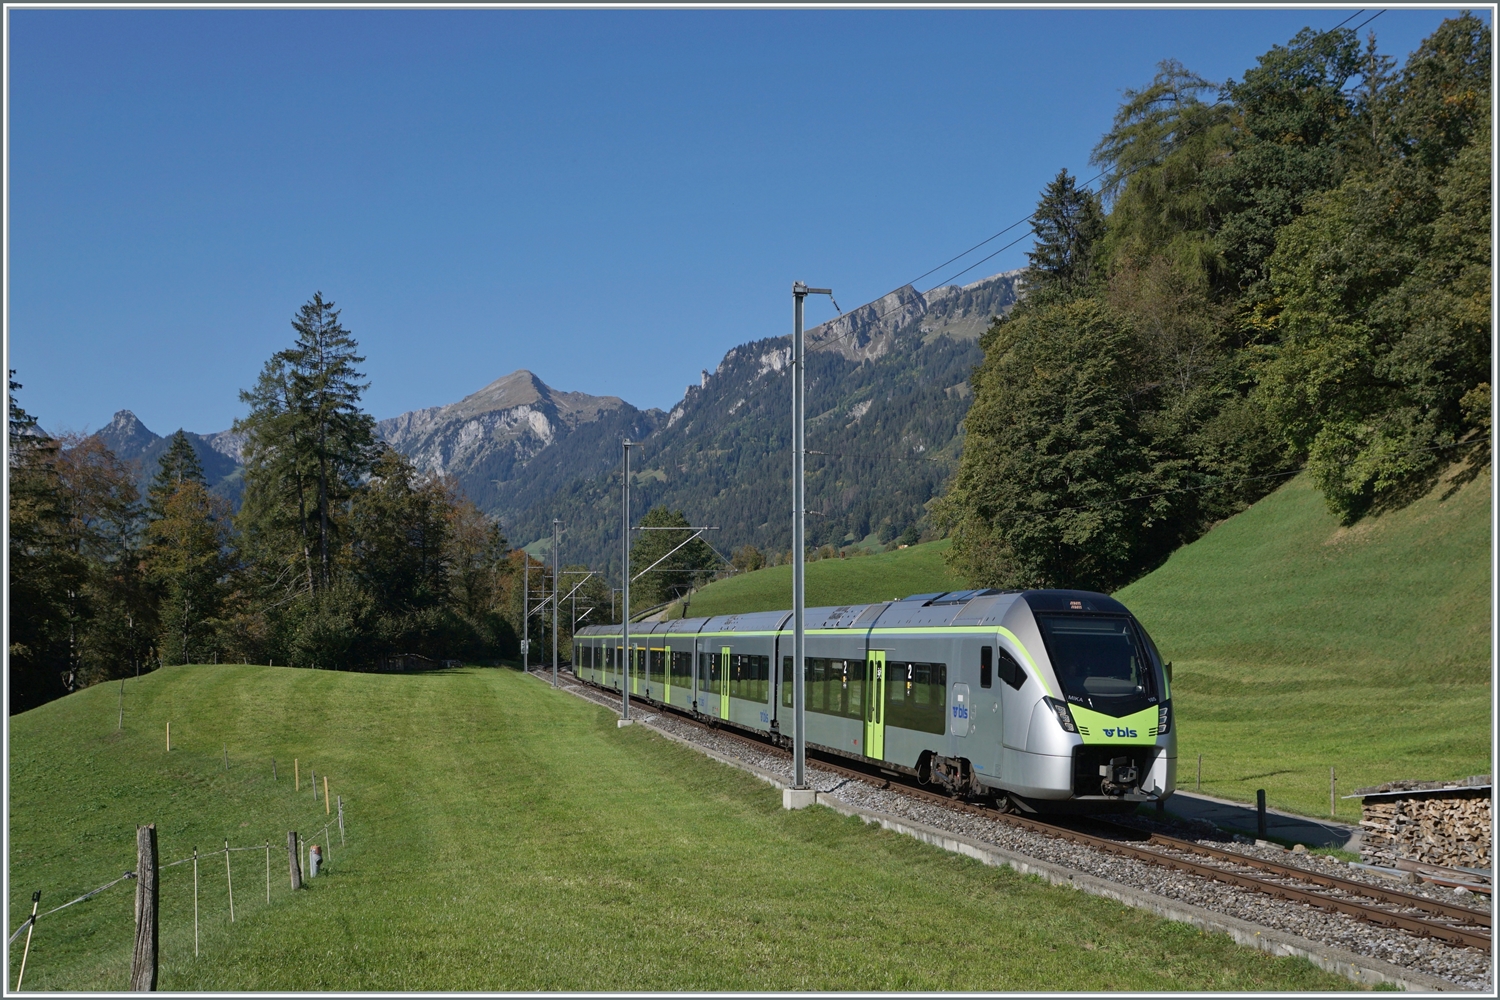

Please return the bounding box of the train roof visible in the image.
[572,588,1128,637]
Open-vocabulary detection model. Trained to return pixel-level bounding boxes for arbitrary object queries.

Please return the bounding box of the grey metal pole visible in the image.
[789,282,835,790]
[792,283,807,790]
[622,441,632,721]
[552,519,561,689]
[523,557,529,673]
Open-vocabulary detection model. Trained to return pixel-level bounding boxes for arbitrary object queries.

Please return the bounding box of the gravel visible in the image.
[552,674,1493,992]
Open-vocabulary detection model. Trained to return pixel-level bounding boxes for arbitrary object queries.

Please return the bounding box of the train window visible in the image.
[730,654,769,703]
[1035,614,1156,715]
[980,646,993,689]
[997,647,1026,690]
[671,651,693,688]
[700,652,723,695]
[780,657,864,719]
[649,648,667,687]
[884,661,947,734]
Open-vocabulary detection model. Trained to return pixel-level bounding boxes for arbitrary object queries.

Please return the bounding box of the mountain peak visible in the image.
[95,410,160,461]
[454,370,552,417]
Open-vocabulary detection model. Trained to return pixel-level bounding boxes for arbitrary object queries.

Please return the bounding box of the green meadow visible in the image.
[679,538,964,618]
[1117,465,1491,819]
[8,664,1347,991]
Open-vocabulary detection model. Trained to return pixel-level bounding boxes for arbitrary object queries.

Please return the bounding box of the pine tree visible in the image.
[288,293,376,590]
[236,293,375,598]
[236,352,317,596]
[145,477,232,665]
[1025,169,1106,299]
[7,373,72,710]
[147,431,206,519]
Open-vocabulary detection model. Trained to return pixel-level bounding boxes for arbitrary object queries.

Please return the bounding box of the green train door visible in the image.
[632,645,641,696]
[865,650,887,761]
[720,647,731,719]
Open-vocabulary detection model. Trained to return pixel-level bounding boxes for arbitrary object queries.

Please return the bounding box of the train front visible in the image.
[999,590,1176,811]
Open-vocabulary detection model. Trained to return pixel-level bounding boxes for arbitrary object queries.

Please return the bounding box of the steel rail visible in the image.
[1147,833,1491,928]
[559,670,1491,951]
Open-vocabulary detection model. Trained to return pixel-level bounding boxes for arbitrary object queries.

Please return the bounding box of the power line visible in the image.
[796,10,1381,355]
[1331,9,1367,31]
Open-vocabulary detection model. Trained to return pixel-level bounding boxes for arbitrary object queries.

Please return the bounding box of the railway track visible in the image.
[570,675,1492,953]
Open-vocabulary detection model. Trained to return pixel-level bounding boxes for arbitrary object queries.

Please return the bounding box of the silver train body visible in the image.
[572,588,1176,811]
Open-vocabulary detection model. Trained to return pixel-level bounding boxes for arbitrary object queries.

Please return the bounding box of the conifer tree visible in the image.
[289,293,376,590]
[1024,169,1106,299]
[145,475,231,665]
[7,373,71,710]
[147,431,206,519]
[236,293,375,598]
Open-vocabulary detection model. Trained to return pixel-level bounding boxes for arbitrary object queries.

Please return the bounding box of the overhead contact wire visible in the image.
[799,11,1376,353]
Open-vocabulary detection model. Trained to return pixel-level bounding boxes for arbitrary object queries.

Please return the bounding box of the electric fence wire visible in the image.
[8,804,348,946]
[8,871,138,944]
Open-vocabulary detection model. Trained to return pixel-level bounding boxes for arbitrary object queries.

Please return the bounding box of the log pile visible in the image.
[1356,776,1492,869]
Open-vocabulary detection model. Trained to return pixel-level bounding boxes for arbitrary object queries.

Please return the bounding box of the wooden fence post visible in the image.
[130,823,158,990]
[337,796,345,846]
[193,847,199,958]
[265,841,270,903]
[324,776,330,815]
[294,759,299,791]
[287,831,301,890]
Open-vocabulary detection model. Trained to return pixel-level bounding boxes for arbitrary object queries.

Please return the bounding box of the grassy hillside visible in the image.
[7,665,1345,991]
[674,464,1490,822]
[678,539,964,618]
[1116,463,1491,820]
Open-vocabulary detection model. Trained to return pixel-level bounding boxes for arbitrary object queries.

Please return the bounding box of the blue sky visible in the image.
[7,6,1481,436]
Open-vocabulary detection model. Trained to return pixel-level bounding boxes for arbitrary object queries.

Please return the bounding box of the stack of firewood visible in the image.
[1360,792,1492,868]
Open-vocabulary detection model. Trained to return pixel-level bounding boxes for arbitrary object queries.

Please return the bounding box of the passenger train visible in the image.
[572,588,1175,813]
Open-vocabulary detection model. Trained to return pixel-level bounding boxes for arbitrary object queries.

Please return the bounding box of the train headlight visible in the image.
[1043,697,1078,734]
[1157,701,1172,735]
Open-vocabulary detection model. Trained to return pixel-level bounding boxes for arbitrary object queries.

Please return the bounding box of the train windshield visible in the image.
[1035,613,1160,717]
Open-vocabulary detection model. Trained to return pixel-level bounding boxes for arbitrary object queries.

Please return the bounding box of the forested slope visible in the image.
[938,16,1491,595]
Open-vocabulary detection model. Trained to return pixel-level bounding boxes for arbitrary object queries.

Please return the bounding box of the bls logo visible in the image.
[952,705,969,719]
[1103,727,1138,738]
